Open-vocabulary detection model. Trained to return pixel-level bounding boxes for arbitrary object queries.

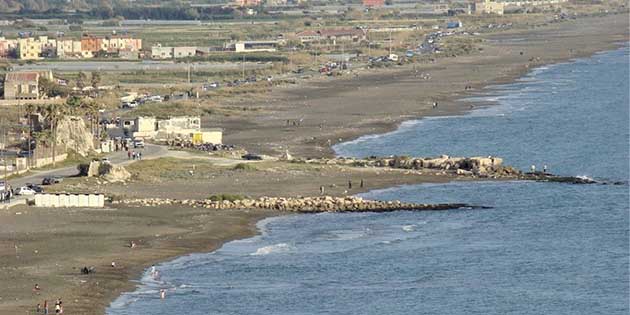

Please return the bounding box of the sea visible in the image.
[107,46,629,315]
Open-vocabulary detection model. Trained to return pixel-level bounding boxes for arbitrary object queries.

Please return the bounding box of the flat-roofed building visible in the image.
[173,46,197,58]
[151,46,174,59]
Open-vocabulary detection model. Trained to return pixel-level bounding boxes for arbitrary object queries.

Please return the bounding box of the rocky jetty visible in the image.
[294,155,519,177]
[113,196,485,213]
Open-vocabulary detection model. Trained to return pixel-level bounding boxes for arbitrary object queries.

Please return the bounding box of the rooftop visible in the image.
[5,72,38,82]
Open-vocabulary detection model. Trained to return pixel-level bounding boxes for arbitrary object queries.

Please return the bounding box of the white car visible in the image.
[15,186,36,195]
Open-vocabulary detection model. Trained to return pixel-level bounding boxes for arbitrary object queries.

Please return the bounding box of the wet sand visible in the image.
[0,13,628,315]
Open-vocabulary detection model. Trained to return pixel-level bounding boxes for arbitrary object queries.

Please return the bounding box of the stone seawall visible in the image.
[114,196,486,213]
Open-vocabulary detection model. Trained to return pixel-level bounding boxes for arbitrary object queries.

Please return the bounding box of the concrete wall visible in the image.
[34,193,105,208]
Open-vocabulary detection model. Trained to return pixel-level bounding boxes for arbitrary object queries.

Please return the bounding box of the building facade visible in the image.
[17,37,42,60]
[472,0,505,14]
[4,72,40,100]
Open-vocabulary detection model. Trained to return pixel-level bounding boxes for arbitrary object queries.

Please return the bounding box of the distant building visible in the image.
[151,46,174,59]
[295,29,367,45]
[0,37,17,58]
[132,116,223,144]
[4,71,40,100]
[226,40,282,53]
[17,37,42,60]
[234,0,262,6]
[472,0,505,15]
[80,35,101,57]
[57,39,83,59]
[363,0,384,7]
[173,47,197,58]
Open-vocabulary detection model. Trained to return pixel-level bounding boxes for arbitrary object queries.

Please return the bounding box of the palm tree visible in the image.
[66,95,82,115]
[43,104,67,167]
[24,104,36,168]
[80,99,99,138]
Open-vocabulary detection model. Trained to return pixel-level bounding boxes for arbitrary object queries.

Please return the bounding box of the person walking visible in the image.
[348,180,352,189]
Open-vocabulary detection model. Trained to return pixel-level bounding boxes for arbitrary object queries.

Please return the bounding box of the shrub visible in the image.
[232,163,256,171]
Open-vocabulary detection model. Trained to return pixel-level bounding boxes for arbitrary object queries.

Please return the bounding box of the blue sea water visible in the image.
[107,46,629,315]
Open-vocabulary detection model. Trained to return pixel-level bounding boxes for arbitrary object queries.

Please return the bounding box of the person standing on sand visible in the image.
[348,180,352,189]
[44,300,48,315]
[360,179,364,188]
[320,186,325,195]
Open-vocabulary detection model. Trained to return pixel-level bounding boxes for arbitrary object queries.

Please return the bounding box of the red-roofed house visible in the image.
[3,71,40,100]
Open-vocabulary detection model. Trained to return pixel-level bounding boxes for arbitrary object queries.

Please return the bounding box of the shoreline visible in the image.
[0,13,628,315]
[334,41,629,153]
[107,35,628,315]
[215,14,628,158]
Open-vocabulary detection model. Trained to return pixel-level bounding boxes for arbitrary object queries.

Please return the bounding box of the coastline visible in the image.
[0,13,628,315]
[215,13,629,158]
[106,26,628,315]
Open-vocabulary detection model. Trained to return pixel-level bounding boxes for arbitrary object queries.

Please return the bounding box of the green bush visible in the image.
[232,163,257,171]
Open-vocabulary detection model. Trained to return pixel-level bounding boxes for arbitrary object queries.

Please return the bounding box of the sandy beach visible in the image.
[0,13,628,315]
[211,14,629,158]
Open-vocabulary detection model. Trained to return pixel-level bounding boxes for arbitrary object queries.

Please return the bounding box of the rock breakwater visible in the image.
[293,155,519,177]
[113,196,485,213]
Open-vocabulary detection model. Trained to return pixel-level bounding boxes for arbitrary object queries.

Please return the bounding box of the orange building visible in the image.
[81,35,101,55]
[363,0,384,7]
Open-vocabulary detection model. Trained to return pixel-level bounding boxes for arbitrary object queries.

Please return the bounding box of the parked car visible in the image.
[26,183,43,193]
[121,101,138,109]
[146,95,163,102]
[242,153,263,161]
[42,176,63,185]
[133,139,145,148]
[15,186,36,195]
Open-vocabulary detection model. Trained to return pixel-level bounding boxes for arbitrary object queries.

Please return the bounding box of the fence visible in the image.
[34,193,105,208]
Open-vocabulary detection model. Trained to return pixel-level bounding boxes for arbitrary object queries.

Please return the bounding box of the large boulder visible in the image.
[56,116,96,157]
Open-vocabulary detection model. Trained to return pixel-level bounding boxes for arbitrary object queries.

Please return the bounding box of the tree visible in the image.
[42,104,67,167]
[66,95,82,115]
[90,71,101,89]
[39,77,69,98]
[76,71,88,90]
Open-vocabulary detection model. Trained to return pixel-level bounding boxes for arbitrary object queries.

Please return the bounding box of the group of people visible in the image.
[530,164,549,174]
[127,150,143,160]
[35,298,63,314]
[0,185,14,202]
[320,179,365,195]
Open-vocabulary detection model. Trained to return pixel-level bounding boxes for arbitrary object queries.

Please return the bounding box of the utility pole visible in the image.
[1,119,7,202]
[242,53,245,81]
[389,30,392,56]
[187,62,191,84]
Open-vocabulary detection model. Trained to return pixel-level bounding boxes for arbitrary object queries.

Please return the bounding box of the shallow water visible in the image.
[108,46,629,315]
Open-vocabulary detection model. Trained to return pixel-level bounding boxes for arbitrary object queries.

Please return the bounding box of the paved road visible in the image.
[10,144,167,188]
[12,61,272,72]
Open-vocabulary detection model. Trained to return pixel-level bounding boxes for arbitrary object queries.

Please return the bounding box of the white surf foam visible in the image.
[251,243,293,256]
